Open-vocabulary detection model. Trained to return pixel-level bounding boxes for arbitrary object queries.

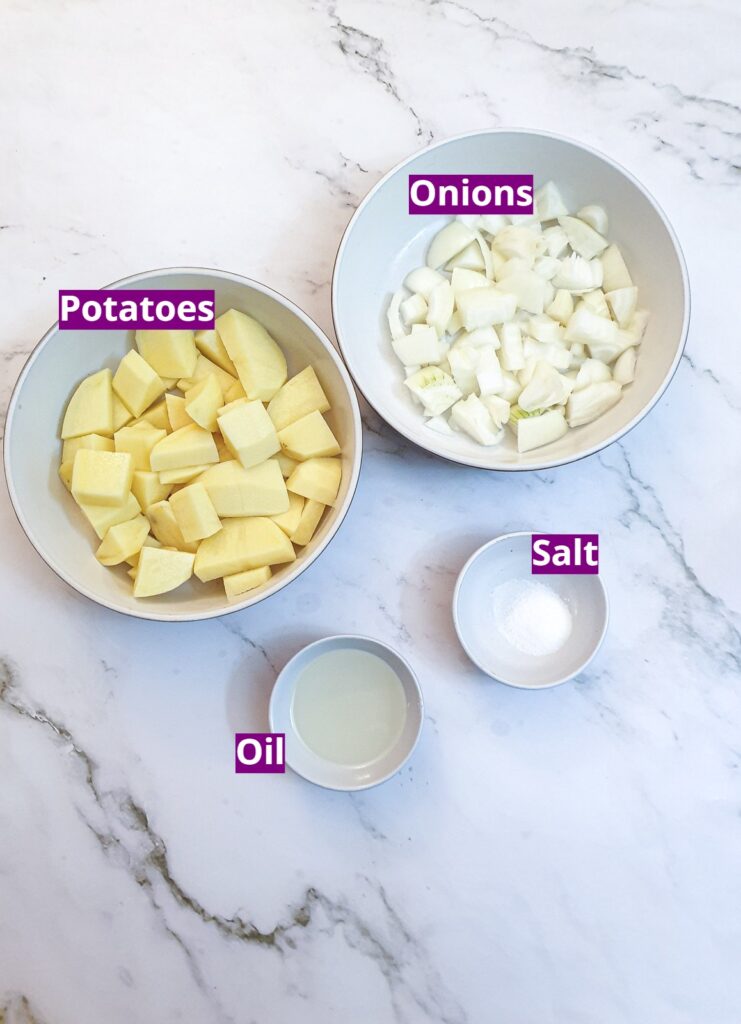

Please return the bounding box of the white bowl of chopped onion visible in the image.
[332,129,689,470]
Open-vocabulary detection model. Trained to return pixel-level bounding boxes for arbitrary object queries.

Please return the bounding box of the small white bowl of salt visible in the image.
[453,532,609,688]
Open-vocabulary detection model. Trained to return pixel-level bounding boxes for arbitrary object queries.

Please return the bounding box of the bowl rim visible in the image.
[3,266,363,622]
[268,633,424,791]
[331,127,691,472]
[452,531,610,688]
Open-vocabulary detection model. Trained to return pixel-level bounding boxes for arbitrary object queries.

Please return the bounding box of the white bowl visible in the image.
[269,635,424,791]
[332,129,689,470]
[3,268,362,621]
[453,532,609,687]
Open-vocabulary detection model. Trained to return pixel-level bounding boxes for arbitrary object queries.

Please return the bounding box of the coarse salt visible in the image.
[492,577,572,657]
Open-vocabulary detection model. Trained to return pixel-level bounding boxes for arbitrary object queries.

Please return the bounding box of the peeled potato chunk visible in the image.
[114,422,167,472]
[134,399,170,432]
[146,499,198,552]
[286,457,341,507]
[194,328,238,376]
[216,309,287,401]
[271,491,304,535]
[266,366,330,431]
[223,565,272,600]
[79,492,141,540]
[135,330,198,379]
[165,393,193,432]
[198,458,288,517]
[112,350,166,418]
[72,450,134,507]
[289,499,326,546]
[62,433,114,462]
[96,515,150,566]
[278,410,340,461]
[217,400,279,470]
[131,470,172,512]
[158,463,212,485]
[184,374,222,432]
[170,483,222,543]
[61,369,114,440]
[194,517,295,582]
[149,424,218,473]
[133,546,195,598]
[178,354,236,395]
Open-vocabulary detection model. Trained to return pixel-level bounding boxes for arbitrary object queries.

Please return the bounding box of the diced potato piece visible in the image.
[112,350,166,417]
[277,410,340,461]
[194,328,238,375]
[146,500,198,552]
[127,566,137,580]
[112,393,134,431]
[198,458,289,517]
[126,534,162,567]
[223,566,272,600]
[131,470,172,511]
[62,433,115,463]
[216,397,247,416]
[135,330,198,379]
[71,450,134,507]
[133,546,195,598]
[178,354,236,395]
[216,309,287,401]
[271,491,304,535]
[289,499,326,546]
[114,423,167,471]
[217,400,279,469]
[165,394,193,432]
[170,483,222,543]
[158,464,212,485]
[224,378,246,404]
[79,492,141,539]
[96,515,150,566]
[286,458,341,506]
[275,452,298,478]
[184,374,222,432]
[61,369,113,439]
[194,517,295,581]
[149,424,218,472]
[134,399,170,432]
[59,461,73,490]
[266,366,330,431]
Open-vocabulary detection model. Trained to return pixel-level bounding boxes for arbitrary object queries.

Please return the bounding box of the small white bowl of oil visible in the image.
[269,635,424,791]
[453,532,609,688]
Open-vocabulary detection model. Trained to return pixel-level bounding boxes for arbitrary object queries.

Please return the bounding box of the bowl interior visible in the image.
[5,270,360,620]
[270,636,423,790]
[454,534,608,687]
[333,130,687,469]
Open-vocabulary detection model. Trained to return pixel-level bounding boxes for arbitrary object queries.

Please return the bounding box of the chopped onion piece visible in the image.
[574,358,612,390]
[600,244,633,291]
[542,225,570,258]
[426,414,456,435]
[450,394,504,445]
[605,286,638,328]
[404,266,446,298]
[565,306,622,362]
[558,215,608,260]
[577,204,609,236]
[480,213,508,236]
[475,346,504,396]
[566,381,622,427]
[450,267,489,301]
[457,287,517,330]
[613,348,637,384]
[553,253,603,293]
[482,394,511,428]
[427,222,476,269]
[445,240,486,272]
[534,181,569,221]
[494,225,542,261]
[546,289,574,325]
[392,324,444,366]
[497,272,548,315]
[579,290,610,318]
[387,289,407,340]
[499,322,525,371]
[404,366,462,416]
[519,361,572,412]
[400,293,428,326]
[516,409,568,453]
[426,281,455,335]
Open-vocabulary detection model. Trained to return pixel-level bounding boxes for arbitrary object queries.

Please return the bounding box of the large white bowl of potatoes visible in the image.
[332,129,689,470]
[4,268,362,621]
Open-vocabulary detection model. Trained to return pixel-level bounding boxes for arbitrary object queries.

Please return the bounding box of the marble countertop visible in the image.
[2,1,740,1022]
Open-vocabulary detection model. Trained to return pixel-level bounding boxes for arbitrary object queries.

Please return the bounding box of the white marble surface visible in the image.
[1,1,740,1021]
